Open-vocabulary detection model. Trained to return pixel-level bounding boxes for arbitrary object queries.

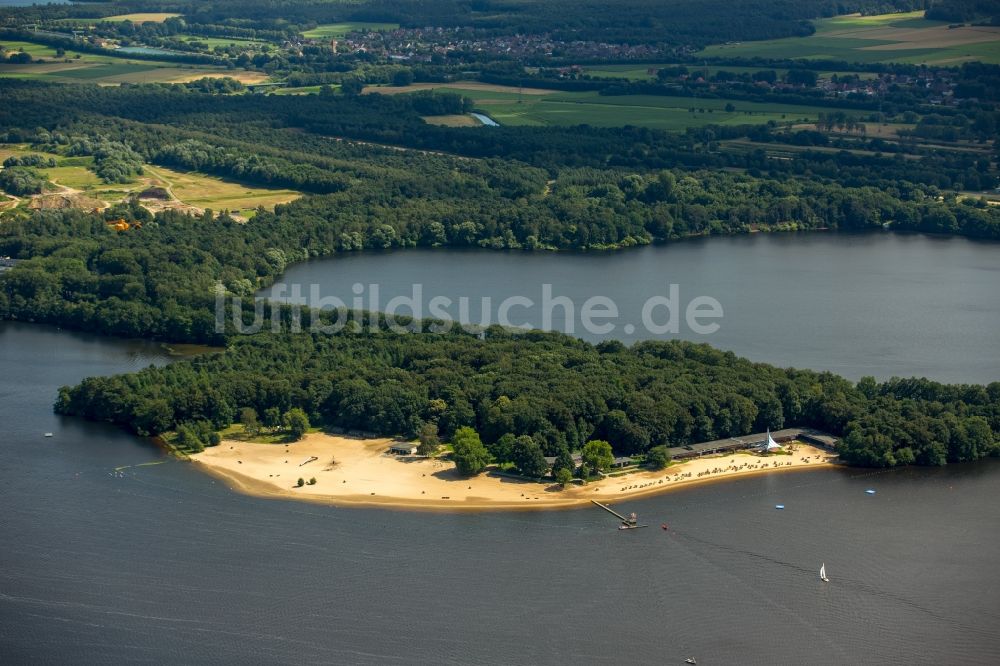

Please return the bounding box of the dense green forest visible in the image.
[53,320,1000,468]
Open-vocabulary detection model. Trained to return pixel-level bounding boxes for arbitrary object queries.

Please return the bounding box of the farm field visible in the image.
[98,13,182,23]
[581,63,878,81]
[421,114,482,127]
[272,85,327,95]
[368,82,829,130]
[302,22,399,39]
[0,39,263,84]
[699,11,1000,65]
[176,35,270,49]
[584,63,791,80]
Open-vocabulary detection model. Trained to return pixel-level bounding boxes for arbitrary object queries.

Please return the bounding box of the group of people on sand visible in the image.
[613,452,830,492]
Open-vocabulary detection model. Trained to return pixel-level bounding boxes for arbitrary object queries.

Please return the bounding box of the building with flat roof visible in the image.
[667,427,838,460]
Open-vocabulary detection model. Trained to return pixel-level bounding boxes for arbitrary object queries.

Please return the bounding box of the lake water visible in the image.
[265,231,1000,384]
[471,112,499,126]
[2,321,1000,663]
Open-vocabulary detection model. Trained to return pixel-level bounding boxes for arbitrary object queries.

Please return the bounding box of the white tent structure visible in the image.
[760,429,781,452]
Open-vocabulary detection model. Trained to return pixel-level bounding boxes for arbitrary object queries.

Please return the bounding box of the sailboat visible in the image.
[820,563,829,582]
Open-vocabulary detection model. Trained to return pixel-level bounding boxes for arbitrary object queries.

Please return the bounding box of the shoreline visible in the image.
[191,433,839,512]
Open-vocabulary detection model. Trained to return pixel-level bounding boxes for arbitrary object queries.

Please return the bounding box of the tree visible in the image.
[296,477,305,487]
[283,408,310,441]
[582,440,614,474]
[647,445,671,469]
[240,407,260,436]
[263,407,282,430]
[341,78,363,96]
[489,432,517,465]
[552,447,576,476]
[134,399,174,436]
[511,435,548,478]
[392,69,414,87]
[452,426,490,476]
[555,467,573,488]
[417,422,440,455]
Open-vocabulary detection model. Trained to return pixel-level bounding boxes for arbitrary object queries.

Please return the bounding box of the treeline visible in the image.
[0,167,47,195]
[926,0,1000,22]
[68,136,144,183]
[53,321,1000,468]
[155,139,349,193]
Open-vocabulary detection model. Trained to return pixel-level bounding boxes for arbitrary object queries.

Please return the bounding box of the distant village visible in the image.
[303,26,678,62]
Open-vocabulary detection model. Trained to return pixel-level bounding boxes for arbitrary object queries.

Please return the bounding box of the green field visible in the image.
[272,85,327,95]
[375,84,828,130]
[177,35,270,50]
[302,22,399,39]
[98,13,182,23]
[0,39,252,84]
[698,11,1000,65]
[487,92,825,129]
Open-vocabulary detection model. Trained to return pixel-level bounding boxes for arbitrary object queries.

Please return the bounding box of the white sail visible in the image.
[820,563,829,582]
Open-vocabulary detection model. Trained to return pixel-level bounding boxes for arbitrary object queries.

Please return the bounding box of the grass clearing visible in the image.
[699,11,1000,65]
[302,22,398,39]
[1,144,300,216]
[142,165,300,215]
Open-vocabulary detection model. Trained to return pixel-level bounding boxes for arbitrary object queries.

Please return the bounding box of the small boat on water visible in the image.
[775,504,785,509]
[865,489,876,495]
[43,433,53,437]
[820,563,830,582]
[685,658,697,664]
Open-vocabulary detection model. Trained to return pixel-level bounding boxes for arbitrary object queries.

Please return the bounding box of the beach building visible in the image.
[666,427,838,460]
[388,442,418,455]
[543,453,583,471]
[610,456,634,469]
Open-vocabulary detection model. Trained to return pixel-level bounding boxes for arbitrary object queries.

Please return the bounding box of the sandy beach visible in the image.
[190,433,838,511]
